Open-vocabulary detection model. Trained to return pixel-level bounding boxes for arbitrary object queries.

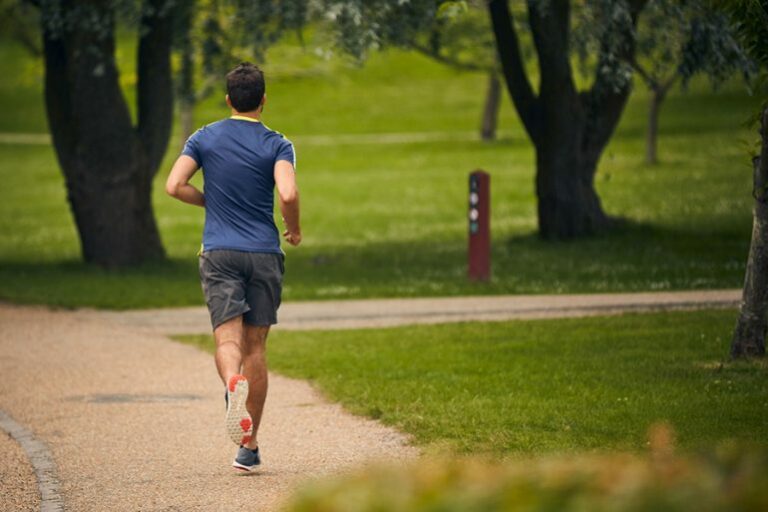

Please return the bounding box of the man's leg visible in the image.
[240,324,269,450]
[214,316,244,386]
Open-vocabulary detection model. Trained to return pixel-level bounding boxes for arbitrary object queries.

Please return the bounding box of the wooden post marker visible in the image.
[468,170,490,281]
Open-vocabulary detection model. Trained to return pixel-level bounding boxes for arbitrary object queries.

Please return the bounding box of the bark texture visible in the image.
[640,75,675,166]
[731,106,768,359]
[480,72,501,141]
[488,0,648,238]
[41,0,172,267]
[646,88,664,165]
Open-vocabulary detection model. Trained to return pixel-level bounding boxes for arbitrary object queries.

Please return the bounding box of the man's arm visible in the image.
[274,159,301,246]
[165,155,205,207]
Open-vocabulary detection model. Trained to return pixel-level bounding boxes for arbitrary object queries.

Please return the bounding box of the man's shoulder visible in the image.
[191,119,230,139]
[199,119,229,134]
[261,124,292,144]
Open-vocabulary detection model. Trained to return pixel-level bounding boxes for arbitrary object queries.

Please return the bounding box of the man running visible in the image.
[165,62,301,472]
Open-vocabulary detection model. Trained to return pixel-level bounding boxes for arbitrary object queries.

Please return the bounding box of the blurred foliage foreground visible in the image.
[282,426,767,512]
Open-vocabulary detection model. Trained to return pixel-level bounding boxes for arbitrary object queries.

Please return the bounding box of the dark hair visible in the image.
[226,62,265,112]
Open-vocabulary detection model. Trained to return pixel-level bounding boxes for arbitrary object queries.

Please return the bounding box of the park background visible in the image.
[1,1,767,509]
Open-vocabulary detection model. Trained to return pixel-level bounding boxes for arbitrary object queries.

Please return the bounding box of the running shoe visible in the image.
[232,446,261,472]
[225,374,253,446]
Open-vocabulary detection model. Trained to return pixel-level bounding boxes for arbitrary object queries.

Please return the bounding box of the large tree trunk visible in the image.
[536,147,610,238]
[65,154,163,265]
[41,0,172,267]
[480,72,501,141]
[731,107,768,359]
[488,0,647,239]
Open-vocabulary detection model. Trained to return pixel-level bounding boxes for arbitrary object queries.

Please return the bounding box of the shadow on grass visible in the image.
[0,221,749,309]
[0,258,203,309]
[284,219,748,299]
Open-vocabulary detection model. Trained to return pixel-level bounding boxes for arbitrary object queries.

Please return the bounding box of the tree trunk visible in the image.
[480,72,501,141]
[177,3,197,149]
[41,0,171,267]
[645,88,664,165]
[180,101,195,150]
[66,154,163,266]
[535,140,610,239]
[488,0,646,239]
[731,107,768,359]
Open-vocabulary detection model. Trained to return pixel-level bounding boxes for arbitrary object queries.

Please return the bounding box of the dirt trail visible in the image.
[74,289,741,335]
[0,290,741,510]
[0,305,417,511]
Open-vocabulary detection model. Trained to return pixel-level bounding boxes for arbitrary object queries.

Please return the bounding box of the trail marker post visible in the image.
[468,170,490,281]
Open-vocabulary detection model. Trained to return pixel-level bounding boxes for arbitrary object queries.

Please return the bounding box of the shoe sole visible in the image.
[226,375,253,446]
[232,460,261,472]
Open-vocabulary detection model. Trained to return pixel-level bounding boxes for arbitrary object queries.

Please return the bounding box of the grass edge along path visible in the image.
[178,308,768,457]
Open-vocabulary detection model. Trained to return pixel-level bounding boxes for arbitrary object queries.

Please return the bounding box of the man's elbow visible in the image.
[165,181,180,198]
[279,189,299,205]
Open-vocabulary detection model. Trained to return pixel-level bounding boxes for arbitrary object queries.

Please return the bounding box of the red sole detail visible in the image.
[240,418,252,432]
[241,435,252,445]
[228,375,246,392]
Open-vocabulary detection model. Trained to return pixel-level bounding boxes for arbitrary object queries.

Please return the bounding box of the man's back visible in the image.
[165,62,301,470]
[183,117,295,254]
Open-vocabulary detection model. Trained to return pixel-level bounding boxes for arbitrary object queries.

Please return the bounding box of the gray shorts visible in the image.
[198,250,284,330]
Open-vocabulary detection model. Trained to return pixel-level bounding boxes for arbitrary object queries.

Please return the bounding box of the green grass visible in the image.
[181,309,768,455]
[0,33,762,307]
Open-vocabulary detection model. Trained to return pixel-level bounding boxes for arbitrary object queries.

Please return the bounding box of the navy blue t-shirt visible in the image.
[182,117,295,254]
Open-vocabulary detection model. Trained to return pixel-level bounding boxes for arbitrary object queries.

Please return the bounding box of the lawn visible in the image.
[179,309,768,455]
[0,33,762,307]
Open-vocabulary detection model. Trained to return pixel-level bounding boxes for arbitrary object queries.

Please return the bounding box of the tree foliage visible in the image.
[713,0,768,71]
[1,0,41,55]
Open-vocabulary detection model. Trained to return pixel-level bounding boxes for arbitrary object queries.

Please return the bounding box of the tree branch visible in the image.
[660,72,678,94]
[410,42,492,73]
[137,0,174,175]
[487,0,541,143]
[582,0,650,161]
[627,57,657,89]
[2,2,42,57]
[527,0,576,99]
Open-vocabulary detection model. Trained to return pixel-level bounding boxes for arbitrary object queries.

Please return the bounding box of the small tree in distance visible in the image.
[408,1,502,141]
[612,0,753,164]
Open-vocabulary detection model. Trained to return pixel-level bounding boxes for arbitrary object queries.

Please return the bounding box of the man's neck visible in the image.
[230,109,261,121]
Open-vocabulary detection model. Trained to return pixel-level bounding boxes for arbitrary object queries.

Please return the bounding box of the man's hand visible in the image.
[283,230,302,246]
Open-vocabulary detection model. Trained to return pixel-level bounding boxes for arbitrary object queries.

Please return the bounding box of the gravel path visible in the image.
[0,289,742,510]
[73,289,741,335]
[0,427,39,512]
[0,305,417,511]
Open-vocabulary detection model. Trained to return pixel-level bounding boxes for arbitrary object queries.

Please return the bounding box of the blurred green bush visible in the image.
[282,427,768,512]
